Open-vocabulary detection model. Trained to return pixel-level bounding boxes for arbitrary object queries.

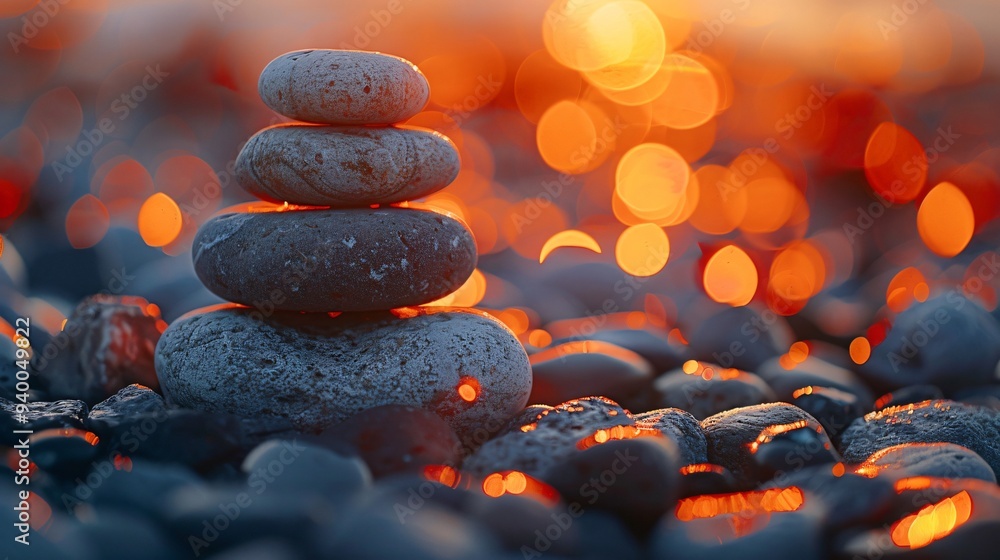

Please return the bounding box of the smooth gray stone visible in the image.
[155,306,531,440]
[259,50,429,125]
[193,207,476,312]
[841,400,1000,478]
[236,125,459,207]
[856,442,996,483]
[653,363,777,420]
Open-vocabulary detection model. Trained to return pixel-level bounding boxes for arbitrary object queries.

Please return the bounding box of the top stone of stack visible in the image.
[258,49,430,125]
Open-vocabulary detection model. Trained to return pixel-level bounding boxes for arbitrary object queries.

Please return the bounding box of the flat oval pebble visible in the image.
[700,402,824,488]
[856,442,996,483]
[528,340,654,408]
[653,361,777,420]
[259,50,429,125]
[859,295,1000,391]
[155,306,531,441]
[749,419,841,482]
[840,400,1000,478]
[790,385,863,444]
[193,207,476,312]
[757,355,875,408]
[236,125,459,207]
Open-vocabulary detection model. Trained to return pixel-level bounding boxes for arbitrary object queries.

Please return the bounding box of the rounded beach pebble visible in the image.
[259,50,429,125]
[193,207,476,312]
[154,306,531,441]
[235,125,459,207]
[700,402,826,488]
[855,442,996,483]
[653,361,777,420]
[840,400,1000,477]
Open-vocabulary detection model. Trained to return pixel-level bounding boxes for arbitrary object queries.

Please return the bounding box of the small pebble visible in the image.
[700,402,823,488]
[242,439,371,497]
[193,208,476,312]
[28,428,101,477]
[156,306,531,441]
[840,400,1000,478]
[859,295,1000,391]
[748,418,841,482]
[757,355,874,407]
[528,340,654,409]
[86,383,168,431]
[259,50,429,125]
[236,125,459,207]
[36,294,163,405]
[790,385,864,444]
[653,361,777,420]
[543,436,681,532]
[0,398,87,445]
[855,442,996,483]
[555,327,689,373]
[633,408,708,465]
[684,305,792,371]
[677,463,737,498]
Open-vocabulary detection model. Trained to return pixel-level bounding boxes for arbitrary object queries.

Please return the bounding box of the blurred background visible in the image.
[1,0,999,365]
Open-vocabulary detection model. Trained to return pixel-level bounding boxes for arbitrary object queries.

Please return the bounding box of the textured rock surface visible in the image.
[193,208,476,312]
[633,408,708,465]
[36,295,163,404]
[841,400,1000,477]
[462,397,634,477]
[155,306,531,440]
[259,50,429,125]
[86,383,167,431]
[700,403,823,487]
[236,125,459,207]
[856,442,996,483]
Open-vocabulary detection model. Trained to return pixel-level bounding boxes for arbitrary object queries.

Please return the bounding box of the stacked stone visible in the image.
[154,50,531,442]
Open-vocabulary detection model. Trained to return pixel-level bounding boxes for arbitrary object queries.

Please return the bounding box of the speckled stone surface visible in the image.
[634,408,708,465]
[259,50,429,125]
[700,402,824,488]
[193,208,476,312]
[840,400,1000,478]
[236,125,459,207]
[154,306,531,440]
[462,397,635,477]
[856,442,996,483]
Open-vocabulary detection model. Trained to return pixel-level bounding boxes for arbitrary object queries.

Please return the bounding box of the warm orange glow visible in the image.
[482,473,505,497]
[769,240,827,304]
[515,49,584,124]
[739,177,803,234]
[864,122,926,204]
[614,223,670,277]
[832,463,846,477]
[65,194,110,249]
[427,269,487,307]
[788,342,809,363]
[539,229,603,263]
[917,182,975,258]
[850,336,871,365]
[481,471,559,504]
[891,491,973,549]
[675,487,805,521]
[494,307,530,335]
[682,360,743,381]
[703,245,758,307]
[580,1,666,92]
[680,463,726,476]
[424,465,460,488]
[536,100,603,174]
[576,425,650,450]
[137,193,182,248]
[668,328,689,346]
[650,53,719,129]
[527,329,553,348]
[689,165,747,235]
[749,420,821,454]
[615,143,692,224]
[886,267,931,312]
[457,376,480,403]
[543,0,630,72]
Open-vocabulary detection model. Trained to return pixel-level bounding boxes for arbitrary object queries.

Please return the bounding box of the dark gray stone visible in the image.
[855,442,996,483]
[156,306,531,440]
[236,125,459,207]
[193,208,477,312]
[528,340,654,409]
[633,408,708,465]
[653,363,777,420]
